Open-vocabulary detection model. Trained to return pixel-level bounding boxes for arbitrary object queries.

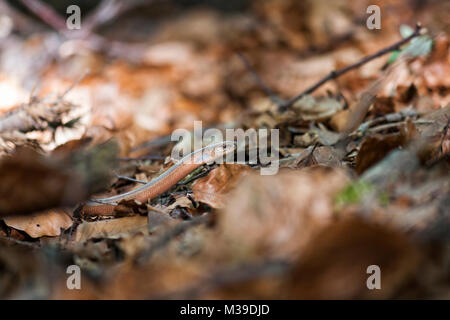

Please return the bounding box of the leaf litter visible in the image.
[0,0,449,299]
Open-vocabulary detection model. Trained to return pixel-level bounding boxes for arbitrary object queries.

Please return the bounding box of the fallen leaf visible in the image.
[217,167,349,258]
[0,148,82,217]
[0,141,117,217]
[74,215,148,242]
[3,208,73,238]
[164,196,194,213]
[286,218,422,299]
[355,133,408,174]
[192,164,251,208]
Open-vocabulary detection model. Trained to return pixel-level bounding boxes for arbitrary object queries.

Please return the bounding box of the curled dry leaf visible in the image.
[355,133,408,175]
[164,196,194,213]
[192,164,252,209]
[3,208,73,238]
[292,95,343,121]
[217,167,350,259]
[74,216,148,243]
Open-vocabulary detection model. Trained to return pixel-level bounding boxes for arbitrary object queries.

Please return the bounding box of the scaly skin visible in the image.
[82,141,236,215]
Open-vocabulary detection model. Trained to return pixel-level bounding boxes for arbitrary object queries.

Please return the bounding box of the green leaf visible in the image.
[387,50,401,64]
[402,35,433,57]
[388,25,433,64]
[400,24,414,38]
[335,181,374,206]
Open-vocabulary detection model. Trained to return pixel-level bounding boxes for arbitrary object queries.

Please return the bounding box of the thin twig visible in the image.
[58,69,90,99]
[176,166,214,186]
[19,0,67,32]
[278,24,423,112]
[114,172,147,184]
[237,52,282,104]
[17,0,149,61]
[118,155,166,161]
[83,0,151,35]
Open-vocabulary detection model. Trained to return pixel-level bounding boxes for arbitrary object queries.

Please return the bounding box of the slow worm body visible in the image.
[82,141,236,215]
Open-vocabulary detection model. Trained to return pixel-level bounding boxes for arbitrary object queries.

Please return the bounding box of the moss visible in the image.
[335,181,391,207]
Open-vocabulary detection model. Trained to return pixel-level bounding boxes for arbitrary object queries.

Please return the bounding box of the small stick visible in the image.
[176,166,214,186]
[278,24,423,112]
[114,172,147,184]
[19,0,67,32]
[58,69,90,99]
[118,155,166,161]
[237,52,283,104]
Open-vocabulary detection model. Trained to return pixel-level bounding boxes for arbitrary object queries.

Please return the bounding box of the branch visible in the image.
[237,52,282,104]
[82,0,152,36]
[17,0,148,61]
[0,0,42,33]
[18,0,67,32]
[278,24,423,112]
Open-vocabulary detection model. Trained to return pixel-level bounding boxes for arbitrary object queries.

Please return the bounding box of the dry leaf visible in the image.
[192,164,251,208]
[74,216,148,242]
[217,167,350,258]
[0,148,83,217]
[286,218,422,299]
[3,208,73,238]
[355,133,408,174]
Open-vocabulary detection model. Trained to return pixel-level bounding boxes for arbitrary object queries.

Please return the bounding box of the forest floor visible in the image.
[0,0,449,299]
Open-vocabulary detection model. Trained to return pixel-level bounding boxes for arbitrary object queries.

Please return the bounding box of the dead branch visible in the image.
[83,0,152,35]
[237,52,282,104]
[18,0,67,32]
[278,24,423,112]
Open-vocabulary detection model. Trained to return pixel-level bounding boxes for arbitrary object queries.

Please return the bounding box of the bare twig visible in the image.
[83,0,151,35]
[118,155,166,161]
[278,24,423,112]
[0,0,42,33]
[237,52,282,104]
[17,0,149,61]
[114,172,147,184]
[58,69,90,99]
[19,0,67,32]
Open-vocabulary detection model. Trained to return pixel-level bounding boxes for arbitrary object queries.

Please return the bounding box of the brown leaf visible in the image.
[192,164,251,208]
[441,118,450,155]
[286,218,422,299]
[74,216,148,242]
[0,148,83,217]
[422,62,450,88]
[217,167,349,259]
[3,208,73,238]
[355,133,408,175]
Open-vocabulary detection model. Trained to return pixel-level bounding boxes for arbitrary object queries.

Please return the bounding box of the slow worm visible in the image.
[82,141,236,215]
